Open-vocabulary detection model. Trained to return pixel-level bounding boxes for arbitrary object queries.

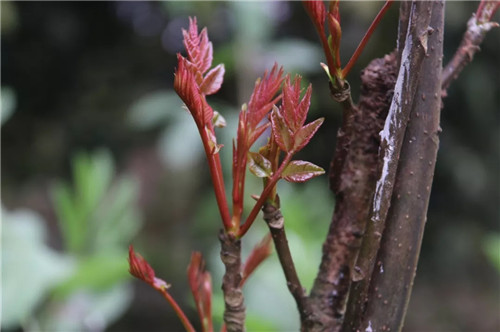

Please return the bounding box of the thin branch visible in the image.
[262,203,312,327]
[358,3,444,331]
[157,287,197,332]
[342,2,434,331]
[441,1,499,91]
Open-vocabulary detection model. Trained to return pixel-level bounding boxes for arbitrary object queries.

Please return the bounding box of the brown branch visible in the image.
[358,2,444,331]
[262,203,312,329]
[219,231,245,332]
[441,1,499,91]
[341,2,434,331]
[308,52,398,331]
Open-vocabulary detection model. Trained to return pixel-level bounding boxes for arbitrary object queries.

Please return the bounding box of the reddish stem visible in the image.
[231,150,247,228]
[342,0,394,78]
[156,286,196,332]
[237,152,293,238]
[200,126,233,232]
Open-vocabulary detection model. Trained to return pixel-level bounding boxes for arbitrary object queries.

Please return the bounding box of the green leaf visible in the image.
[248,152,272,178]
[281,160,325,183]
[52,181,86,253]
[52,252,130,298]
[92,176,141,251]
[483,234,500,273]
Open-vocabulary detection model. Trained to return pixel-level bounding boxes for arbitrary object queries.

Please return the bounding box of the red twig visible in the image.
[157,287,196,332]
[342,0,394,78]
[200,126,233,232]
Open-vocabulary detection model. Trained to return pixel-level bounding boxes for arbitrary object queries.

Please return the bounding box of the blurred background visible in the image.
[1,1,499,331]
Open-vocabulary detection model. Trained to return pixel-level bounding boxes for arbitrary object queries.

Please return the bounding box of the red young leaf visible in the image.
[200,64,225,95]
[281,75,302,131]
[182,17,213,75]
[329,0,341,23]
[128,245,169,290]
[327,12,342,68]
[174,55,214,127]
[271,106,294,152]
[297,84,313,128]
[279,75,313,132]
[248,122,270,147]
[187,252,213,332]
[241,234,273,286]
[247,64,284,129]
[281,160,325,183]
[293,117,324,153]
[303,0,327,33]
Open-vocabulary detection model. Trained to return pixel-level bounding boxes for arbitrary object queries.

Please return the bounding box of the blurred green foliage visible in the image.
[1,151,142,331]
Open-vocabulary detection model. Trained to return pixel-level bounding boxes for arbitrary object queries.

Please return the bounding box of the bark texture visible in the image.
[342,2,434,331]
[219,231,245,332]
[307,52,398,331]
[358,2,444,331]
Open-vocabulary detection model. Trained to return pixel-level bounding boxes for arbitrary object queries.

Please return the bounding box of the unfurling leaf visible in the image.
[200,64,225,95]
[293,117,324,152]
[281,160,325,183]
[205,126,223,154]
[212,111,226,128]
[248,152,272,178]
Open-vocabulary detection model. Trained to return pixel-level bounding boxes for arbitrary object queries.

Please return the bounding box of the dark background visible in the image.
[2,1,499,331]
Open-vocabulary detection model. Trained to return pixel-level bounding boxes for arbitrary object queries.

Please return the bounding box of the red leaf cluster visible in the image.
[270,75,324,155]
[174,17,225,129]
[303,0,341,78]
[232,64,284,224]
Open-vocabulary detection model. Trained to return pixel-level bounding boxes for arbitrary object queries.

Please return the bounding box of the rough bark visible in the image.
[358,2,444,332]
[219,231,245,332]
[341,2,434,331]
[307,51,398,331]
